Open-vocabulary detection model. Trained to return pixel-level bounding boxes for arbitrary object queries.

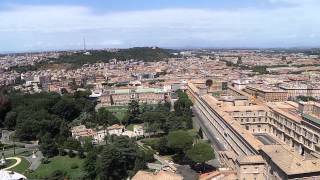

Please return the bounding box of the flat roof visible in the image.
[222,105,267,112]
[266,102,302,123]
[110,88,166,94]
[237,155,265,165]
[302,113,320,126]
[262,145,320,175]
[202,94,264,152]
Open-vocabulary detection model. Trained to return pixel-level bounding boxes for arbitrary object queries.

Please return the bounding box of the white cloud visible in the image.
[266,0,319,6]
[0,3,320,51]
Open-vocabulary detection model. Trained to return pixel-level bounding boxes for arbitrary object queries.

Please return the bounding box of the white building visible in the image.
[0,170,27,180]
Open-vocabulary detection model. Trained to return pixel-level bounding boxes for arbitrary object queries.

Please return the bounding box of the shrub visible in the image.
[78,149,86,159]
[70,163,79,169]
[49,170,65,179]
[41,157,50,164]
[58,148,67,156]
[68,150,76,158]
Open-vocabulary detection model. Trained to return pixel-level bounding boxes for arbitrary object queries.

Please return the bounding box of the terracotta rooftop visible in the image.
[237,155,265,165]
[132,170,183,180]
[202,94,264,152]
[266,102,302,123]
[262,145,320,175]
[222,105,267,112]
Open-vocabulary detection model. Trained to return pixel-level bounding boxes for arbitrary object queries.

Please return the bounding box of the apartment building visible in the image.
[187,81,320,180]
[245,85,288,102]
[279,83,320,99]
[99,87,167,106]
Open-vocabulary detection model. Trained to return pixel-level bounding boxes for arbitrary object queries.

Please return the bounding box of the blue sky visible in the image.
[0,0,319,52]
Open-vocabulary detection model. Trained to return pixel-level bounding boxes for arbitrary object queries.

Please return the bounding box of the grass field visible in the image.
[25,156,85,179]
[105,106,128,121]
[3,159,16,168]
[126,124,134,131]
[10,157,30,174]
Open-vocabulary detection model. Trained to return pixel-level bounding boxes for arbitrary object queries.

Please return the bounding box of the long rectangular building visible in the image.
[187,81,320,180]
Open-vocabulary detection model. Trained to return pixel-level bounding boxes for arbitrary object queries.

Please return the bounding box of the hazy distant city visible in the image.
[1,0,320,180]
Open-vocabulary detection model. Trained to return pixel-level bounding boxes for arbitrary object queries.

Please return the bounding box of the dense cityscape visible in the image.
[0,47,320,179]
[1,0,320,180]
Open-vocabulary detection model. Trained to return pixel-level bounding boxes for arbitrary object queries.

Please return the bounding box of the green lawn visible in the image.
[105,106,128,111]
[10,157,30,174]
[105,106,128,121]
[25,156,85,179]
[3,159,16,168]
[126,124,134,131]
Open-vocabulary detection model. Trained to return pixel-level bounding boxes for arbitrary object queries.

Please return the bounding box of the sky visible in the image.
[0,0,320,52]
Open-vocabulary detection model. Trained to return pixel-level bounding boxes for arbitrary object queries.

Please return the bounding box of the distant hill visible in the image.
[56,47,174,63]
[11,47,178,72]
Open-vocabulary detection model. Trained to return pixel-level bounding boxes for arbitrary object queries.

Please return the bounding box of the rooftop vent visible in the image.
[296,163,301,166]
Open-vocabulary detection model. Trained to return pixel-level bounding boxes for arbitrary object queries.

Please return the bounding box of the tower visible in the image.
[83,37,87,52]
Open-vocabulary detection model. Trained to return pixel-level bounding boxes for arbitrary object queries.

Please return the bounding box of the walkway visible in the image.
[192,107,225,168]
[25,151,43,170]
[3,157,21,170]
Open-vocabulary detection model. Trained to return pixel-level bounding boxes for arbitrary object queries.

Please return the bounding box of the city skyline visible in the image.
[1,0,320,52]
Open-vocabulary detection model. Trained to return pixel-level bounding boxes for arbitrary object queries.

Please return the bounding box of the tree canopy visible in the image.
[186,142,215,164]
[167,130,193,151]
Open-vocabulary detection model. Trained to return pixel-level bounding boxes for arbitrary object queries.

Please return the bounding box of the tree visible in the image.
[82,137,94,152]
[51,98,81,122]
[97,136,144,179]
[186,142,215,171]
[83,151,98,180]
[163,101,172,112]
[39,133,58,158]
[127,100,140,124]
[134,149,154,171]
[97,145,126,179]
[4,111,17,129]
[198,128,204,139]
[237,56,242,65]
[0,95,11,126]
[165,115,186,132]
[157,136,174,155]
[205,79,213,89]
[56,121,71,144]
[226,61,233,66]
[96,108,118,125]
[174,92,193,117]
[297,96,316,102]
[167,130,193,152]
[141,112,166,135]
[112,136,139,171]
[63,138,81,151]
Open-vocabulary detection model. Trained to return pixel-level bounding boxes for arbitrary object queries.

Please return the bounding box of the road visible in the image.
[3,147,30,157]
[25,151,43,170]
[193,108,226,152]
[3,157,21,170]
[192,107,227,168]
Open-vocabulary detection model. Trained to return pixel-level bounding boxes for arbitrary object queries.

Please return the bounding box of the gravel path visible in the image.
[3,157,21,170]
